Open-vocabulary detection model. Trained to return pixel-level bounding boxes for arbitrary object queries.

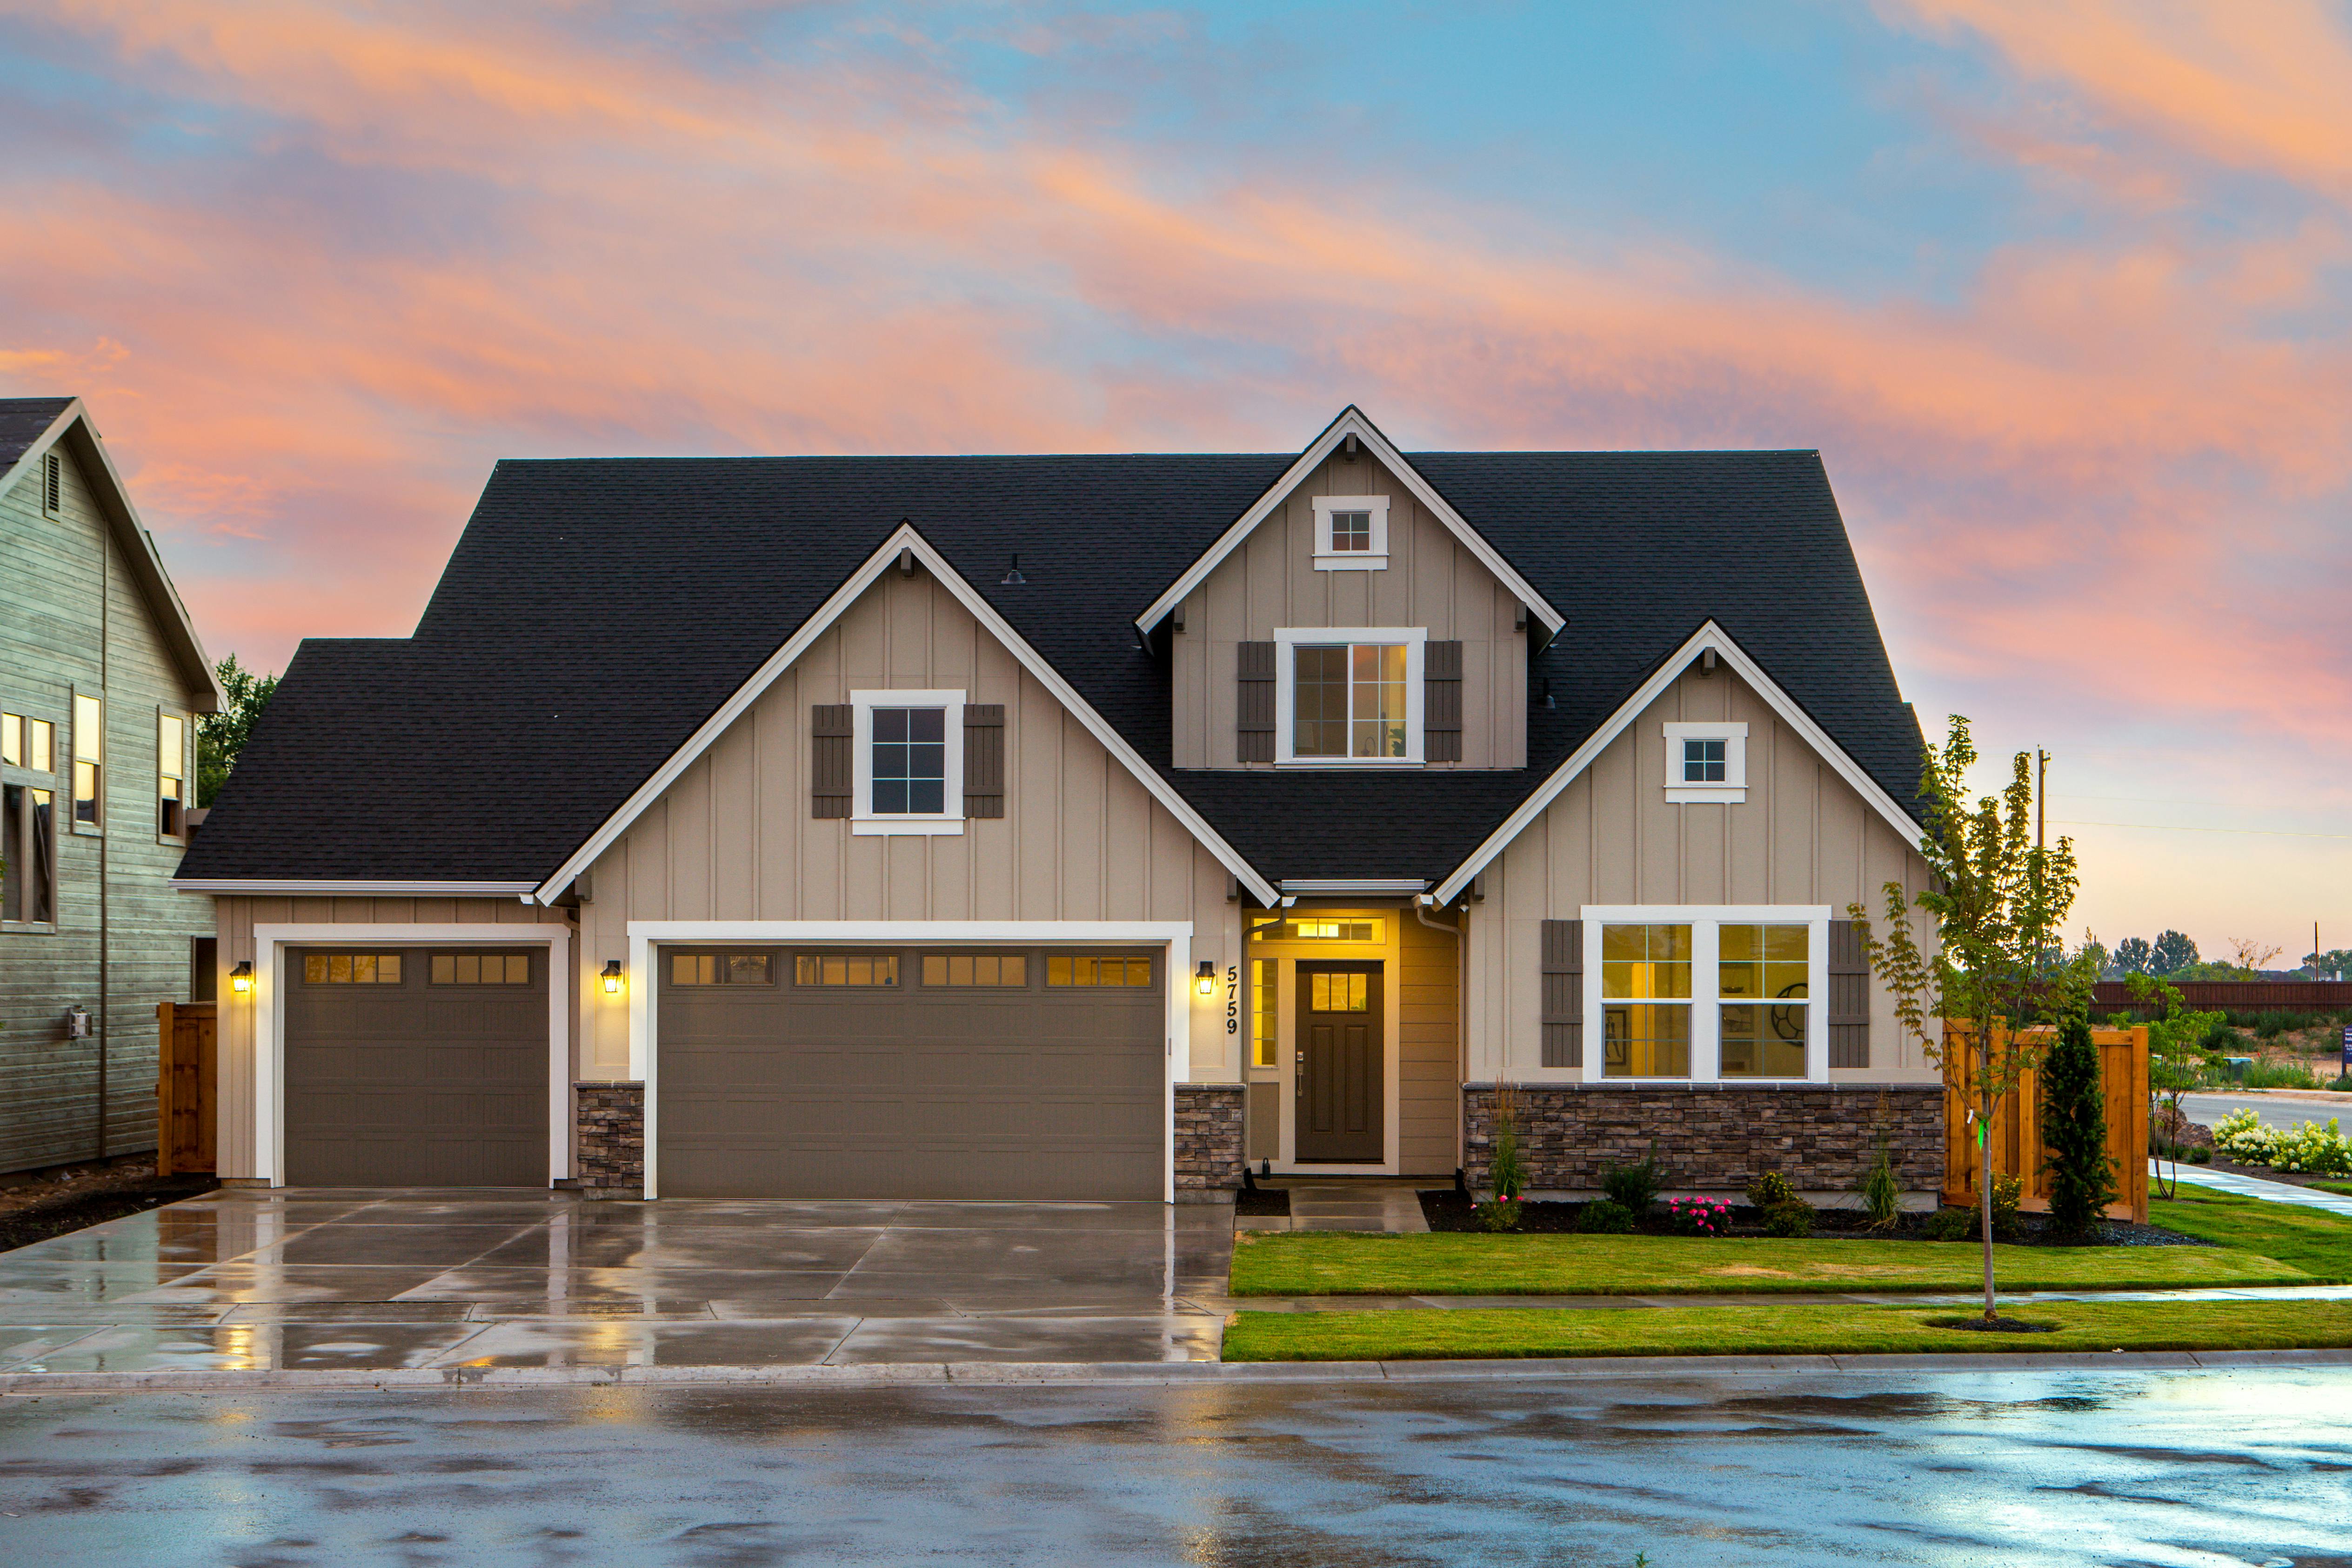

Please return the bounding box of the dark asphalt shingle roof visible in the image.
[0,398,74,472]
[180,448,1922,887]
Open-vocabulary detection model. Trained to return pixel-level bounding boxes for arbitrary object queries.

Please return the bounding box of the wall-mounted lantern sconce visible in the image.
[63,1005,92,1039]
[601,959,625,995]
[229,961,254,995]
[1195,959,1216,996]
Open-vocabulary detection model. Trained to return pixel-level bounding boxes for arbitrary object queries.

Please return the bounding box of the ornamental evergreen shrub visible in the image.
[1745,1171,1796,1211]
[1763,1198,1815,1238]
[1575,1199,1636,1234]
[2039,1013,2118,1241]
[1860,1134,1902,1230]
[1920,1207,1972,1241]
[1600,1146,1663,1215]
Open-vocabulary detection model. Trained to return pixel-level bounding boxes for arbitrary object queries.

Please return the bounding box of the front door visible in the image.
[1296,961,1382,1162]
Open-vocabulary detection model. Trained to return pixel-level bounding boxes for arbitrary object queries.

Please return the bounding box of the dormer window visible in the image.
[1663,721,1747,803]
[1311,495,1389,570]
[1274,627,1425,764]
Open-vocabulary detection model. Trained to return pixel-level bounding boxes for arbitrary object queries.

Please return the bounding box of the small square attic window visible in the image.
[1311,495,1389,570]
[1662,722,1748,804]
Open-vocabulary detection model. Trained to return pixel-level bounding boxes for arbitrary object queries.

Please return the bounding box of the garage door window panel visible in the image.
[304,953,403,984]
[431,952,531,985]
[922,954,1029,987]
[1047,954,1153,987]
[672,953,774,986]
[795,954,899,987]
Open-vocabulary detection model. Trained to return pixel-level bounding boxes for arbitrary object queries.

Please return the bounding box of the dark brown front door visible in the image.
[1296,961,1382,1162]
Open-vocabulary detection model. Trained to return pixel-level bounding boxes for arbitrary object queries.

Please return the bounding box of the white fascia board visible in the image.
[534,525,1280,907]
[1133,406,1565,637]
[0,401,227,713]
[1431,621,1926,904]
[174,879,541,896]
[1279,879,1429,895]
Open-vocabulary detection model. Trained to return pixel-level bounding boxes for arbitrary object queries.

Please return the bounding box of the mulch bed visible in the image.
[1414,1189,2204,1247]
[0,1160,218,1253]
[1235,1183,1291,1218]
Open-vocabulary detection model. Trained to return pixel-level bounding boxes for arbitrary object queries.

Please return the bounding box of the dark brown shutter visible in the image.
[811,704,853,819]
[1541,918,1583,1068]
[1237,641,1276,763]
[1424,640,1463,762]
[1828,918,1870,1068]
[963,704,1005,819]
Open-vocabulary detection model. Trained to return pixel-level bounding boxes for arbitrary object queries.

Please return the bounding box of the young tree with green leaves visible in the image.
[1849,715,2096,1323]
[197,654,278,807]
[2127,971,2227,1200]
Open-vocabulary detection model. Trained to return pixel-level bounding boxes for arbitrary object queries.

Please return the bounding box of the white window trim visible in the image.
[850,688,965,835]
[1548,905,1828,1086]
[1662,720,1748,804]
[1310,494,1390,570]
[1272,627,1426,767]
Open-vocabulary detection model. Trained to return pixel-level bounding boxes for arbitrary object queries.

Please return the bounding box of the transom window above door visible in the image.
[849,689,965,835]
[1274,628,1426,765]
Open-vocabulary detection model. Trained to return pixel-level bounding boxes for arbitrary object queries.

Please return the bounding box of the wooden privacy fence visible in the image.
[154,1001,215,1177]
[2092,980,2352,1013]
[1943,1024,2148,1224]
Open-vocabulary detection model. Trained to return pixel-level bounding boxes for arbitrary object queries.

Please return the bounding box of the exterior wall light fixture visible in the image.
[1195,959,1216,996]
[601,959,625,995]
[229,961,254,995]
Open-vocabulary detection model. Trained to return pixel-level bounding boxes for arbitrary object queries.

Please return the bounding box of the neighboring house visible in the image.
[177,407,1942,1203]
[0,398,222,1175]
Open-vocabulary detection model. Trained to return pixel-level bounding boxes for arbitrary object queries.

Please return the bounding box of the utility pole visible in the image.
[2036,749,2048,849]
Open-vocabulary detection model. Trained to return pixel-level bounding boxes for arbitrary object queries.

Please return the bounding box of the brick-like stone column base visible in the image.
[571,1082,644,1200]
[1463,1083,1944,1203]
[1174,1084,1245,1203]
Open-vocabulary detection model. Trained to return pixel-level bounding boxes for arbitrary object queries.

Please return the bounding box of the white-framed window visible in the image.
[1273,627,1425,765]
[1663,721,1747,804]
[850,689,964,836]
[157,709,187,840]
[1310,495,1390,570]
[1574,905,1829,1084]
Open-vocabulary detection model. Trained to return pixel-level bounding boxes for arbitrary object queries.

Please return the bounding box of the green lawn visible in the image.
[1227,1229,2319,1296]
[1222,1298,2352,1362]
[2313,1182,2352,1200]
[2150,1185,2352,1278]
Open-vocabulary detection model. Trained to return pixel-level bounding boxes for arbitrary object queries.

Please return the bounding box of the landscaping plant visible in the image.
[1986,1173,2022,1239]
[2039,1012,2118,1241]
[1665,1196,1731,1235]
[1477,1084,1528,1231]
[1574,1200,1635,1234]
[1860,1132,1903,1230]
[1764,1198,1817,1238]
[1601,1145,1664,1218]
[1849,715,2095,1323]
[1920,1208,1972,1241]
[2210,1109,2352,1175]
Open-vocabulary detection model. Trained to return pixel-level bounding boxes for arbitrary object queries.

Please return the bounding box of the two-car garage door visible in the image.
[656,947,1165,1200]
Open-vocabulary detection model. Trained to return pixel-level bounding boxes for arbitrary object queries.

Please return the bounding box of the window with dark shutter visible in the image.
[962,704,1004,818]
[1541,918,1583,1068]
[1828,918,1871,1068]
[1424,640,1463,762]
[810,704,853,818]
[1236,641,1275,763]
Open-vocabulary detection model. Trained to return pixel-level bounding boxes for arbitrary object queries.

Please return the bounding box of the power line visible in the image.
[2052,819,2352,841]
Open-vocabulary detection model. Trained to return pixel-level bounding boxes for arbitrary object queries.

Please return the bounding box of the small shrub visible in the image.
[1860,1134,1902,1230]
[1762,1199,1815,1238]
[1601,1146,1664,1215]
[1576,1199,1635,1234]
[1746,1171,1797,1211]
[1665,1196,1731,1236]
[1489,1084,1528,1203]
[2188,1145,2211,1164]
[1990,1173,2023,1238]
[1920,1207,1972,1241]
[2242,1059,2323,1090]
[1475,1195,1523,1232]
[2211,1108,2352,1173]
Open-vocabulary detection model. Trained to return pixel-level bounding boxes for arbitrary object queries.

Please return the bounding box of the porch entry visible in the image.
[1295,960,1383,1162]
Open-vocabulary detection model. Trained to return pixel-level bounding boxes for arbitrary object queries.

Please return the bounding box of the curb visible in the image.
[6,1346,2352,1395]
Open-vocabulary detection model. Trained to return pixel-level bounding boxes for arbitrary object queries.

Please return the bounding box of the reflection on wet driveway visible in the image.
[0,1189,1233,1371]
[1,1367,2346,1565]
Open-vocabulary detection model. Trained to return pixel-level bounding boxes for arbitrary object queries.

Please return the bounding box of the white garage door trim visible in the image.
[627,921,1194,1203]
[249,923,571,1189]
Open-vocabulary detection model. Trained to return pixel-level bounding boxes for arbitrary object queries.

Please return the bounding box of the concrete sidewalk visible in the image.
[2164,1162,2352,1215]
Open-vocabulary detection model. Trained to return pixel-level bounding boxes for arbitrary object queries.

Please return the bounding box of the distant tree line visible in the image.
[2086,931,2349,982]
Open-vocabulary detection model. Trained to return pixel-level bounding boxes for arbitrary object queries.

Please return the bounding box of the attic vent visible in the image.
[42,452,60,515]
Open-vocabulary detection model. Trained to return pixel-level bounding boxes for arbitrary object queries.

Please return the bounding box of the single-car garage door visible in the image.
[657,947,1164,1200]
[283,947,548,1186]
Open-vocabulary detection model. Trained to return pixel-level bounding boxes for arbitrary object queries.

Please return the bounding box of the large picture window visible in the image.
[1579,907,1829,1083]
[1274,628,1426,765]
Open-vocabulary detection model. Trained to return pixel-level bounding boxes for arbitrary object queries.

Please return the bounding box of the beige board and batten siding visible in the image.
[1464,663,1937,1085]
[1170,450,1526,770]
[575,562,1243,1082]
[208,895,575,1181]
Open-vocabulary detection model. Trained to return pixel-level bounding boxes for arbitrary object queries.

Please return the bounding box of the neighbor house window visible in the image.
[1276,629,1425,764]
[157,712,186,838]
[1662,722,1747,803]
[1047,955,1152,987]
[922,954,1027,987]
[0,785,55,926]
[303,953,403,983]
[1310,494,1390,569]
[71,694,101,828]
[1580,908,1828,1083]
[1717,924,1808,1079]
[850,689,964,834]
[795,954,898,987]
[431,953,530,985]
[672,953,774,986]
[1600,923,1692,1078]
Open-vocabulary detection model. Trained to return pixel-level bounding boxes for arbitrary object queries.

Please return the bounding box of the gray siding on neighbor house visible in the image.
[0,438,214,1172]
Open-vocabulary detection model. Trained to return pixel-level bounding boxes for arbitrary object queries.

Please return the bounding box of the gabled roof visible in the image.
[0,398,224,712]
[177,422,1924,892]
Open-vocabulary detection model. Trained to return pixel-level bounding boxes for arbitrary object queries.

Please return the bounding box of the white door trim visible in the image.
[626,920,1196,1202]
[248,923,571,1189]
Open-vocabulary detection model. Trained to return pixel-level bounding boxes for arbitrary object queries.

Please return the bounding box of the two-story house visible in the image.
[1,398,222,1176]
[177,408,1943,1203]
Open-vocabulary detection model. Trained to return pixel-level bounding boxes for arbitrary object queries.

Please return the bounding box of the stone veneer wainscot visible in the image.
[573,1082,645,1199]
[1174,1084,1245,1201]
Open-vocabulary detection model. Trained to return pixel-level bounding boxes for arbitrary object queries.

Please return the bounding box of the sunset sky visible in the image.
[3,1,2346,962]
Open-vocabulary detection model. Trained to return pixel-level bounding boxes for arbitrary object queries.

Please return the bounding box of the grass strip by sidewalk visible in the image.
[1228,1230,2317,1297]
[1221,1298,2352,1362]
[2151,1185,2352,1278]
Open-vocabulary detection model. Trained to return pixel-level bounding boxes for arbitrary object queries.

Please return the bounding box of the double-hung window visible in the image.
[158,712,187,839]
[1274,628,1425,764]
[71,694,101,830]
[1582,907,1827,1082]
[1,711,58,927]
[850,690,964,835]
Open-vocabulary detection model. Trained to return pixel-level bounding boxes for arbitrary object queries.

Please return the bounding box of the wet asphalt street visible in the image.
[3,1366,2349,1566]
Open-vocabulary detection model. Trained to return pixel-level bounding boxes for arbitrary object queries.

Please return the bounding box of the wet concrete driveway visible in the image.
[2,1365,2347,1564]
[0,1189,1231,1372]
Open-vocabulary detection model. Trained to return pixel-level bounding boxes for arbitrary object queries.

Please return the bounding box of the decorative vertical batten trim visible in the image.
[810,704,853,819]
[1541,918,1583,1068]
[1424,640,1463,762]
[962,704,1005,818]
[1828,918,1870,1068]
[1236,641,1276,764]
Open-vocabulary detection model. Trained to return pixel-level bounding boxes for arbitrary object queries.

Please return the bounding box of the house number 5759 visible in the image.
[1224,964,1239,1034]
